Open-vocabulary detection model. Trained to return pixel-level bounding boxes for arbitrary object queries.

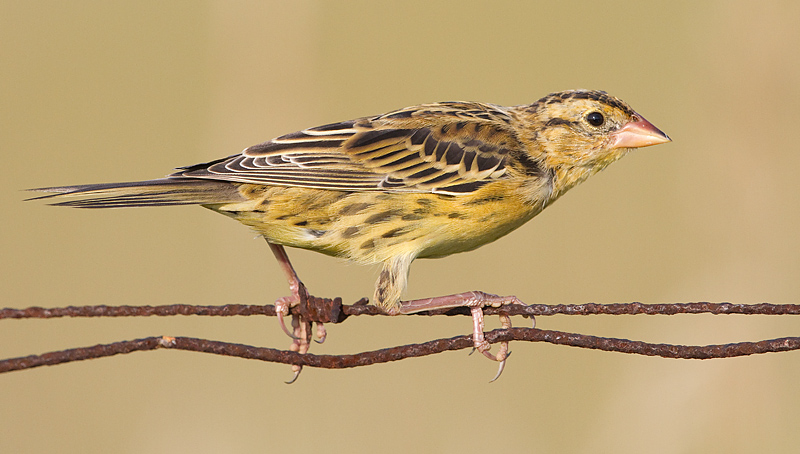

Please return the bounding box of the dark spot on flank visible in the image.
[402,213,424,221]
[307,229,326,238]
[241,186,269,198]
[381,227,409,238]
[360,239,375,249]
[225,210,241,215]
[294,220,308,226]
[416,198,433,206]
[454,121,467,131]
[251,209,266,213]
[365,209,399,224]
[465,194,505,205]
[342,226,361,238]
[448,212,467,219]
[308,201,334,212]
[413,208,429,215]
[339,203,372,216]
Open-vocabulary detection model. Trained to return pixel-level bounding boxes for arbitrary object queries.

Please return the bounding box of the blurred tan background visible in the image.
[2,1,799,453]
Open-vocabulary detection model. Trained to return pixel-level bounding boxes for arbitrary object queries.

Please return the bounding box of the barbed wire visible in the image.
[2,296,799,374]
[4,301,798,320]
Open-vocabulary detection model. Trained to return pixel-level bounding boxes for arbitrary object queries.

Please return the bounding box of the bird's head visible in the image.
[522,89,671,173]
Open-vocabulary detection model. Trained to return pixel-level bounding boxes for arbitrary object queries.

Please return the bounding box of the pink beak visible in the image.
[609,115,671,149]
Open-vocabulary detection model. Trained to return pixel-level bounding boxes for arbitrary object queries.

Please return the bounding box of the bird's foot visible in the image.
[400,291,528,381]
[275,283,328,343]
[284,312,312,384]
[275,283,346,383]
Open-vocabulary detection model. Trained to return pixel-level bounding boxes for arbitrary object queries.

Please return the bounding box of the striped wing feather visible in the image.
[176,102,520,195]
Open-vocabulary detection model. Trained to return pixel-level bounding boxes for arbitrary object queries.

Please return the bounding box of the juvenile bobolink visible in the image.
[30,89,670,378]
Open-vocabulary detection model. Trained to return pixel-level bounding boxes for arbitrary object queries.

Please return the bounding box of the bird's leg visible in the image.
[268,241,302,338]
[266,240,326,343]
[376,257,522,379]
[399,291,522,378]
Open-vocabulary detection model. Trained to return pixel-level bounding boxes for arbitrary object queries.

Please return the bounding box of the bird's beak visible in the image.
[609,115,671,149]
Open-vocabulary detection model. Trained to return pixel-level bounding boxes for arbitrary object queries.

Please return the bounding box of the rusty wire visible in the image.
[4,301,799,320]
[1,328,799,374]
[1,298,799,374]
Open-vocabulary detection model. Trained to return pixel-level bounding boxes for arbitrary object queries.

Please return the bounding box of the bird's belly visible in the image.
[210,184,539,264]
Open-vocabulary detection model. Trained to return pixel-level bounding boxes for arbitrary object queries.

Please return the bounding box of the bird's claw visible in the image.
[313,322,327,344]
[285,366,302,385]
[489,352,511,383]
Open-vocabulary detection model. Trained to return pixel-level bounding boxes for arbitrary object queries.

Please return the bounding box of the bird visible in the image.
[29,89,670,380]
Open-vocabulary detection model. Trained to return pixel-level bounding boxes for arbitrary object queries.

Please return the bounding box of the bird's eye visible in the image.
[586,112,605,127]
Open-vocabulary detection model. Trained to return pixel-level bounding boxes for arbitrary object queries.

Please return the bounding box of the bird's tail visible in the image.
[26,178,245,208]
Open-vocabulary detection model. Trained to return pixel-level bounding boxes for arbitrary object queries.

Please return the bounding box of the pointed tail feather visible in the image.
[26,178,245,208]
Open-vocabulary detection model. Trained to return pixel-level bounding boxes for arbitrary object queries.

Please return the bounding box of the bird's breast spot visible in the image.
[303,228,327,239]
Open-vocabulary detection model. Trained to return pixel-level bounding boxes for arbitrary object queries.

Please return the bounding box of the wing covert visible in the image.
[174,102,525,195]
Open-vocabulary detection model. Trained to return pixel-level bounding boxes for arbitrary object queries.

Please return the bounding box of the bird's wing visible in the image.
[175,102,523,195]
